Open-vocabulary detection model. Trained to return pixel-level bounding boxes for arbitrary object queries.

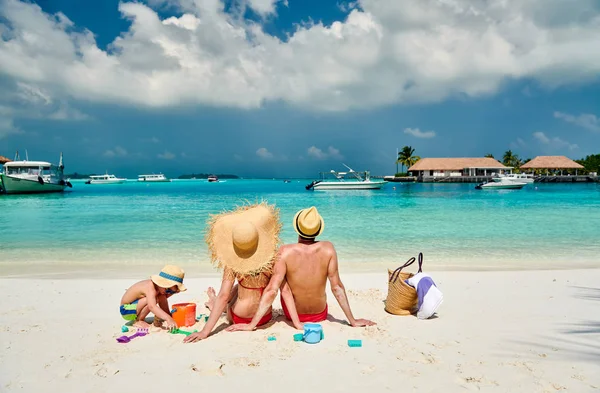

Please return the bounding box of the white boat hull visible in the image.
[313,181,387,190]
[87,179,126,184]
[138,179,171,182]
[479,183,526,190]
[0,175,67,194]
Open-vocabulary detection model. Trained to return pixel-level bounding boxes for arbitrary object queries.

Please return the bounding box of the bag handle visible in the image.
[389,256,416,283]
[389,253,424,283]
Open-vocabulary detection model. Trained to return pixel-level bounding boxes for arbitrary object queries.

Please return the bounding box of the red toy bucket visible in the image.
[172,303,196,327]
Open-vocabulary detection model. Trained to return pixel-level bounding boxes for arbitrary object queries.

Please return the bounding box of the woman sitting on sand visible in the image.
[184,202,297,343]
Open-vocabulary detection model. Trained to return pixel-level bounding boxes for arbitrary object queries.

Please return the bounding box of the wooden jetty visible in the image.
[382,175,598,183]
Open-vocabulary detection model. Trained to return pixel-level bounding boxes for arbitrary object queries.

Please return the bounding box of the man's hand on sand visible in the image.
[225,323,255,332]
[183,331,209,343]
[351,318,376,327]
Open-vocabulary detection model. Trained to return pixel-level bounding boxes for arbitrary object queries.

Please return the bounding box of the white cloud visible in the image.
[103,146,128,158]
[554,111,600,132]
[404,127,436,139]
[307,146,344,160]
[256,147,273,159]
[158,151,176,159]
[509,137,527,150]
[246,0,286,16]
[533,131,578,151]
[0,0,600,112]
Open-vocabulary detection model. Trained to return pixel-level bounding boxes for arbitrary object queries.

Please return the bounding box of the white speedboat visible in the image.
[207,175,219,182]
[137,173,171,182]
[475,178,526,190]
[498,173,535,184]
[85,173,127,184]
[0,153,72,194]
[306,164,387,190]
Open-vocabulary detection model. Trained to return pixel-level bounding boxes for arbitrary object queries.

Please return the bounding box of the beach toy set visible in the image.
[292,324,362,347]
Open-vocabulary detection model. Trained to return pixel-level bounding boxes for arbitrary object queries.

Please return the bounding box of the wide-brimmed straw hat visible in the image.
[206,202,282,275]
[151,265,187,292]
[293,206,324,239]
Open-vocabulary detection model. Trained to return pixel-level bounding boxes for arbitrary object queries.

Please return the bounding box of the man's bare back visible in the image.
[279,241,333,314]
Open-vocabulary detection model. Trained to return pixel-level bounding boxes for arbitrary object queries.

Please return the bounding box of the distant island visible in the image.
[65,173,96,179]
[178,173,239,179]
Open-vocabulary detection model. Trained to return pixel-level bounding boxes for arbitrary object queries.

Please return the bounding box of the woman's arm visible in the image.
[184,271,235,343]
[280,280,303,330]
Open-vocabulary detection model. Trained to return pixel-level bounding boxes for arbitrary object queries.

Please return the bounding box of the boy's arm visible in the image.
[226,249,287,332]
[184,273,235,343]
[280,280,302,330]
[144,283,176,326]
[327,246,376,327]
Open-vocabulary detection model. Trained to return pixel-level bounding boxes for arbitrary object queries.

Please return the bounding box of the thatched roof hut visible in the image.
[520,156,583,170]
[0,155,11,164]
[409,157,508,171]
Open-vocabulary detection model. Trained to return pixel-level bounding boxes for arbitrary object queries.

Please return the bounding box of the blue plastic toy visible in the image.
[303,323,324,344]
[348,340,362,347]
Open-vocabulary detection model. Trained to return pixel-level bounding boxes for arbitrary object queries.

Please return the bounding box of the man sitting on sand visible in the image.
[227,206,375,331]
[120,265,186,330]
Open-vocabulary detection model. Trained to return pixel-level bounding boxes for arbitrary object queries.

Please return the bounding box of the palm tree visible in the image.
[396,146,421,173]
[484,153,494,158]
[502,150,517,167]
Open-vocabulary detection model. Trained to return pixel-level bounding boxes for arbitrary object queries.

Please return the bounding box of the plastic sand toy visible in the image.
[116,328,148,343]
[170,328,198,336]
[348,340,362,347]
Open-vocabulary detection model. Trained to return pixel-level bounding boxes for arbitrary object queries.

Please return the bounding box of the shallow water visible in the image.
[1,179,599,271]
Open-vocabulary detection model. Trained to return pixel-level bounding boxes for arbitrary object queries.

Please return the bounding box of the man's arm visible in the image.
[327,245,376,327]
[185,272,234,343]
[226,249,287,332]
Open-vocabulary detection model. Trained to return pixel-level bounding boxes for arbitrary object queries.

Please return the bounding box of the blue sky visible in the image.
[1,0,599,178]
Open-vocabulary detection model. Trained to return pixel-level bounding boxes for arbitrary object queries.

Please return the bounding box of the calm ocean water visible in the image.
[1,179,599,271]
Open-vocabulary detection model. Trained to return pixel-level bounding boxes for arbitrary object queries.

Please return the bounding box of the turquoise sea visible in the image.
[1,179,599,272]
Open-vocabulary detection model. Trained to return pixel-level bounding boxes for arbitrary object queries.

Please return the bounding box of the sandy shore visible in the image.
[1,269,599,392]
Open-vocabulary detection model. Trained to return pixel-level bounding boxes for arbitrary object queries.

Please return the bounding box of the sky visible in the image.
[0,0,599,178]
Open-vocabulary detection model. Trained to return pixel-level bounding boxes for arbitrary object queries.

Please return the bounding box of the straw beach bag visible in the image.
[385,253,424,316]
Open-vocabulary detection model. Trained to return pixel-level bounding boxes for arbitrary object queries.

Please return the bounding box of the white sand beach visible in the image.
[1,269,599,393]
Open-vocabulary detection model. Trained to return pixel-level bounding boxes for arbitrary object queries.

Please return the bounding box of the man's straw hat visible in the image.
[151,265,187,292]
[293,206,324,239]
[206,202,282,275]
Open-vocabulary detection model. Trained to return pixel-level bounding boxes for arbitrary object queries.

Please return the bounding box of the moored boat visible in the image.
[306,164,387,191]
[85,173,127,184]
[137,173,171,182]
[475,177,526,190]
[497,173,535,184]
[0,152,72,194]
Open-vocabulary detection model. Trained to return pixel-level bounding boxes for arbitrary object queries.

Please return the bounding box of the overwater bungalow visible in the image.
[520,156,584,175]
[408,157,510,179]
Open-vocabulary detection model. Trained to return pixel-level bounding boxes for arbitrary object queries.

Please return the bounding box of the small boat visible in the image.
[137,173,171,182]
[306,164,387,191]
[475,178,526,190]
[85,173,127,184]
[497,173,535,184]
[0,152,72,194]
[207,175,219,182]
